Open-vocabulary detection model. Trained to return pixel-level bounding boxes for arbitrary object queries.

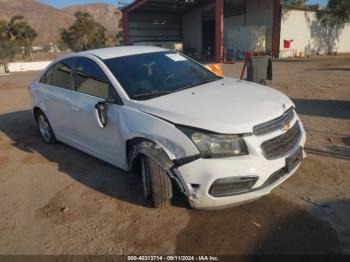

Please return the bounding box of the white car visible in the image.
[30,46,306,209]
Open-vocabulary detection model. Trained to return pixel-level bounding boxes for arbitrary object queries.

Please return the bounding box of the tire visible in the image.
[141,155,173,208]
[35,110,56,144]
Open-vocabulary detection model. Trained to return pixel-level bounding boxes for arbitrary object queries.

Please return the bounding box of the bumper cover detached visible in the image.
[174,122,306,210]
[177,152,304,210]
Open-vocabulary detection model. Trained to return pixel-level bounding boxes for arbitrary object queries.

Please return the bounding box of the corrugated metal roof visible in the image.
[123,0,208,15]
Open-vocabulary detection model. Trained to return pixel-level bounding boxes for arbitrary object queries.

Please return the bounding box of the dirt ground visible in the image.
[0,55,349,256]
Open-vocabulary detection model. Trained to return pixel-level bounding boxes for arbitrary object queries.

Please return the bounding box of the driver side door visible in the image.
[70,57,125,167]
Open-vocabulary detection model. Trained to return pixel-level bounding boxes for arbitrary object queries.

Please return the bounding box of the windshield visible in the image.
[104,51,221,100]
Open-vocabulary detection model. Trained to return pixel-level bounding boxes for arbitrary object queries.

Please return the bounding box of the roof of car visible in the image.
[80,46,168,60]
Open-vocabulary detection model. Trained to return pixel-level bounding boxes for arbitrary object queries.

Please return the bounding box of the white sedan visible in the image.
[30,46,306,209]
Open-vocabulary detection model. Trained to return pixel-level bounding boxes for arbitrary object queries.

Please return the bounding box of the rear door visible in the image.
[70,57,124,166]
[39,58,77,141]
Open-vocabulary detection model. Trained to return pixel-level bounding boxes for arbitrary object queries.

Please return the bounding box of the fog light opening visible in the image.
[209,176,258,197]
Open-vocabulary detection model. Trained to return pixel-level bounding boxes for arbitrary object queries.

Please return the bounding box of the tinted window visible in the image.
[75,58,110,99]
[104,51,220,100]
[40,58,75,89]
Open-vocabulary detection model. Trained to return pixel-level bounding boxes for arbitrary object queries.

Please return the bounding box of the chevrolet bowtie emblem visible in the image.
[281,123,290,132]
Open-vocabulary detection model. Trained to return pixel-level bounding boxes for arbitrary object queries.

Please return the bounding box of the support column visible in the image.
[215,0,224,63]
[271,0,281,58]
[122,12,129,45]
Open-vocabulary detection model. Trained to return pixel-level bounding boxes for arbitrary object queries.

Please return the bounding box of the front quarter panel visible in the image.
[119,106,199,161]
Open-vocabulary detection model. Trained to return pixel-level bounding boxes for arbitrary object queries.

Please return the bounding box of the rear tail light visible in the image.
[209,176,258,197]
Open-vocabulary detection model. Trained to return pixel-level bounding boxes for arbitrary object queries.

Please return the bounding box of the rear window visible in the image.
[40,58,75,90]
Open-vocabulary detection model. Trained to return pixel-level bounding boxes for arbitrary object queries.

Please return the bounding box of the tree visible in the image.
[327,0,350,23]
[1,16,36,71]
[116,1,128,8]
[317,0,350,26]
[6,15,37,61]
[0,20,15,72]
[314,0,350,54]
[115,17,124,46]
[115,31,123,46]
[281,0,307,7]
[60,12,106,52]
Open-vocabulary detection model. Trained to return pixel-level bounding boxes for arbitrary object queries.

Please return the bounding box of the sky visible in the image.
[38,0,131,9]
[39,0,328,9]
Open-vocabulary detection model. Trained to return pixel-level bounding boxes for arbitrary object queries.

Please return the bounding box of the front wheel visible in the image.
[141,155,173,208]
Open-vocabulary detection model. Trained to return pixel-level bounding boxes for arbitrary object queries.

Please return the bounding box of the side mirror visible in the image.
[94,101,108,128]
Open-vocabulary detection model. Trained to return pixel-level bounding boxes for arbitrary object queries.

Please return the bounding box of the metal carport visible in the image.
[122,0,282,62]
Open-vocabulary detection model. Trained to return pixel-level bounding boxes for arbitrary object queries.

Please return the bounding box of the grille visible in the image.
[253,108,294,135]
[261,122,301,159]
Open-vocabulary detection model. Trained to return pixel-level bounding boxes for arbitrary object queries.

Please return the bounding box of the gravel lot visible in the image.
[0,55,349,255]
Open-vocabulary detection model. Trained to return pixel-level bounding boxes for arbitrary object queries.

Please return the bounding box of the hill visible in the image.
[0,0,121,45]
[0,0,75,44]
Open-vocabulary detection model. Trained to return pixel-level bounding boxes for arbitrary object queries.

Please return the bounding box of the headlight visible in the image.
[178,126,248,157]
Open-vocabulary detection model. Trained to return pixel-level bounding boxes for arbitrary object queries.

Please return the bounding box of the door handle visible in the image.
[72,106,80,112]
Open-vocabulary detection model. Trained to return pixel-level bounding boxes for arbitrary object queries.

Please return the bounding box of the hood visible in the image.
[136,78,294,134]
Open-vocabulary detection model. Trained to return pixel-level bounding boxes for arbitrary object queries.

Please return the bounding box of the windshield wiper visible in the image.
[197,77,222,85]
[131,90,172,99]
[175,77,221,93]
[131,78,222,99]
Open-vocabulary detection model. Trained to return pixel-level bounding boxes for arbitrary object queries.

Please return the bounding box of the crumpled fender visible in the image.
[127,138,192,196]
[128,138,174,171]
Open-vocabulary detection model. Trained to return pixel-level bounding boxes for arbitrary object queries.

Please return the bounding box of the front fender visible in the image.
[119,106,199,164]
[127,138,173,171]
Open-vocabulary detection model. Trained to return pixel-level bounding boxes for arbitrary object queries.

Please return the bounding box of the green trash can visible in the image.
[247,56,272,84]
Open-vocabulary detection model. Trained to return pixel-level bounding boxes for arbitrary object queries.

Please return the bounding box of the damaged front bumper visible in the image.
[175,157,304,210]
[171,122,307,210]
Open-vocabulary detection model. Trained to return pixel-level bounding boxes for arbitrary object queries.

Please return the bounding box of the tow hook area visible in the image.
[188,186,201,206]
[190,184,200,199]
[170,168,198,198]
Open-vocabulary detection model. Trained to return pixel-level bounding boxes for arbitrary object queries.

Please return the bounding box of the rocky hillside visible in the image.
[0,0,121,44]
[0,0,75,44]
[64,3,122,37]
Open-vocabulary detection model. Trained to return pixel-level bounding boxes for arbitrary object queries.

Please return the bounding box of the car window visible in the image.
[40,58,75,89]
[104,51,220,100]
[75,58,110,99]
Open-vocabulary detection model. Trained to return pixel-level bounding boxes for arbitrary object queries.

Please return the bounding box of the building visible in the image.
[122,0,350,62]
[279,6,350,58]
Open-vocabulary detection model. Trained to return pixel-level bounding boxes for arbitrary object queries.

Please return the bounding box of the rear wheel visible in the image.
[141,155,173,208]
[36,111,56,144]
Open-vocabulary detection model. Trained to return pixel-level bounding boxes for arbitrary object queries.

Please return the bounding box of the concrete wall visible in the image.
[223,0,274,51]
[280,8,350,57]
[224,15,245,28]
[0,64,6,74]
[182,8,202,52]
[225,26,266,52]
[245,0,274,50]
[8,61,51,72]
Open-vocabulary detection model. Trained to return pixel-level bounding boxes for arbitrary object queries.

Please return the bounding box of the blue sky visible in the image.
[39,0,328,9]
[308,0,328,6]
[38,0,131,9]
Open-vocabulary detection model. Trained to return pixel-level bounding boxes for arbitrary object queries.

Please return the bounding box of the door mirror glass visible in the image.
[95,101,108,128]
